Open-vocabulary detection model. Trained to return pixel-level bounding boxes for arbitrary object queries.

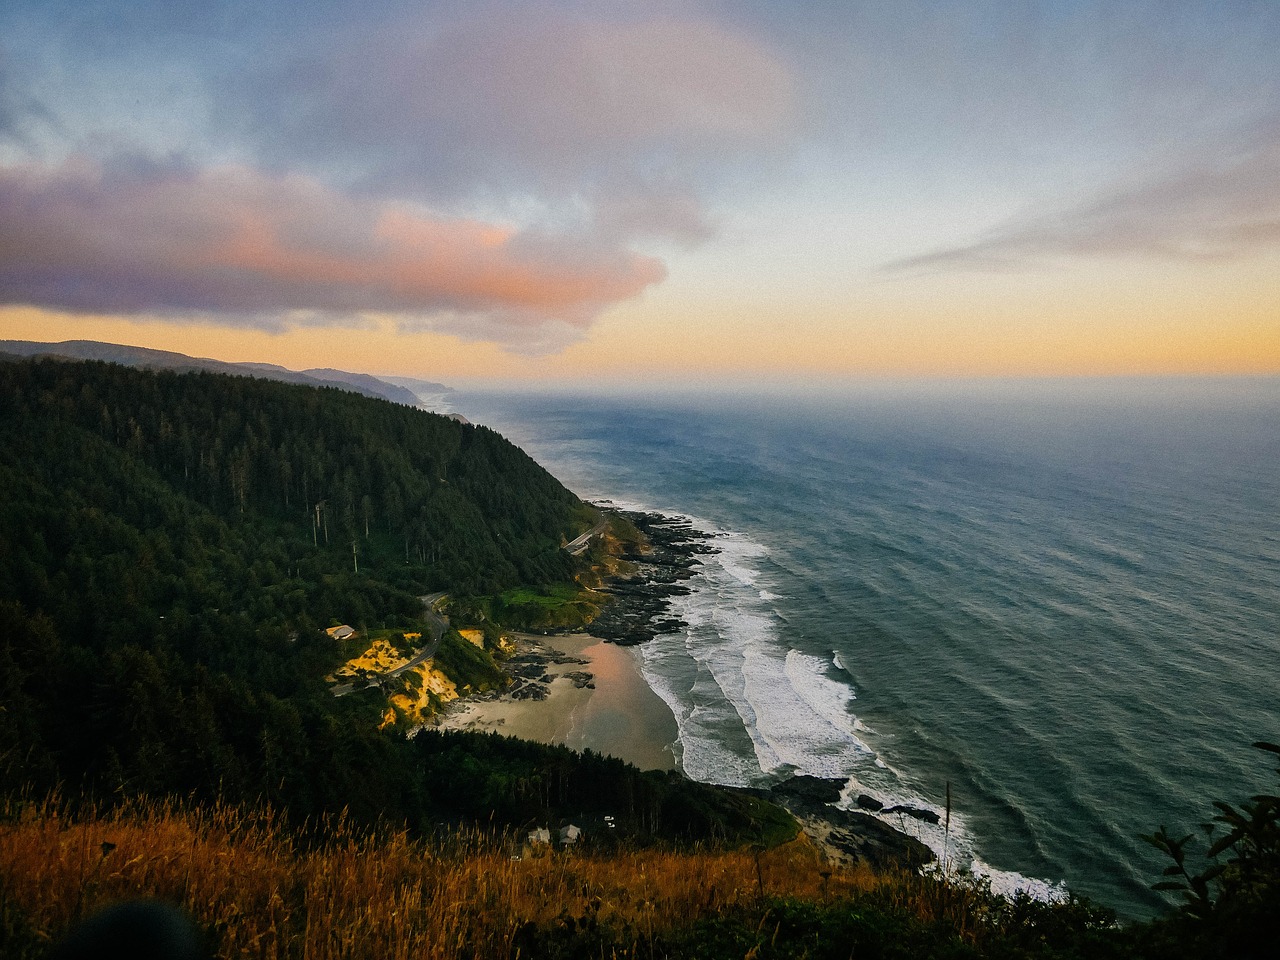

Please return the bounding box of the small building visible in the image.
[326,625,355,641]
[528,827,552,846]
[559,824,582,847]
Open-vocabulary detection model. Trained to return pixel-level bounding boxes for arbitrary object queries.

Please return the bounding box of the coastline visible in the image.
[433,631,680,772]
[432,509,709,771]
[431,629,932,870]
[435,506,933,873]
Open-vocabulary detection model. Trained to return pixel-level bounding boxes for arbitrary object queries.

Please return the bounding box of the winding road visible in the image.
[330,592,450,696]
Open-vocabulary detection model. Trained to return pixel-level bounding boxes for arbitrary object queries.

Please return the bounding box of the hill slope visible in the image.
[0,355,794,846]
[0,339,425,405]
[0,356,574,803]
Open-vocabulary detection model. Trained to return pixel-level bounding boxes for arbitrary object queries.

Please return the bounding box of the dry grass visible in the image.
[385,663,458,729]
[457,630,485,648]
[328,637,408,681]
[0,794,883,959]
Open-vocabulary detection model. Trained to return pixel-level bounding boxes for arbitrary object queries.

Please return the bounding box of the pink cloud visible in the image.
[0,160,666,341]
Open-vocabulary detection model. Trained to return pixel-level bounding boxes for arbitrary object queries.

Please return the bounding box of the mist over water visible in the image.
[451,378,1280,918]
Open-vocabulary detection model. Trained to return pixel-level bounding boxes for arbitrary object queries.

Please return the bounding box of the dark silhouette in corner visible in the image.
[51,901,210,960]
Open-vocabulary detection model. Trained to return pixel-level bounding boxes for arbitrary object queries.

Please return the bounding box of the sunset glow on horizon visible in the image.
[2,1,1278,385]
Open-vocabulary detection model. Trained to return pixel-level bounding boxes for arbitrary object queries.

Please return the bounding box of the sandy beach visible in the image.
[433,632,680,771]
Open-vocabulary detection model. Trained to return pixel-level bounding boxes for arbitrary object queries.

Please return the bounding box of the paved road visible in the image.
[564,519,608,556]
[331,593,450,696]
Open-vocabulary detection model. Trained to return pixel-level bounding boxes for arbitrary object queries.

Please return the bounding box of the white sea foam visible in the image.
[788,650,858,714]
[626,506,1065,903]
[714,533,767,586]
[970,860,1069,903]
[839,777,1065,903]
[639,519,883,784]
[632,524,770,785]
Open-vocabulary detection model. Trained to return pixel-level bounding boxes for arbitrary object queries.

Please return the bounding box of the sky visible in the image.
[1,0,1277,386]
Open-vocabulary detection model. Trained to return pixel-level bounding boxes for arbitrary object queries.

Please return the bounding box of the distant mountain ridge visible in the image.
[0,339,450,407]
[379,374,455,399]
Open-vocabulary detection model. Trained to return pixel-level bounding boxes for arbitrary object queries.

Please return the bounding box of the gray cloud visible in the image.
[0,3,799,350]
[228,5,796,241]
[883,133,1280,274]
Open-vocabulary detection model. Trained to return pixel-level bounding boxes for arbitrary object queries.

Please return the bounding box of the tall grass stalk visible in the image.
[2,792,895,959]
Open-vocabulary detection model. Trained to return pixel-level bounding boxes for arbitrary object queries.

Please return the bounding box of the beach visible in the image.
[434,632,680,772]
[433,629,934,872]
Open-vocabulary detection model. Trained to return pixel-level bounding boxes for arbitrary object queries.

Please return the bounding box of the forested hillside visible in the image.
[0,357,767,833]
[0,355,796,860]
[0,354,586,597]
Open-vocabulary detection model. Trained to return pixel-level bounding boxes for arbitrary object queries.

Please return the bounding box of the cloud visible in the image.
[0,159,665,343]
[0,52,55,150]
[232,6,796,239]
[0,5,799,353]
[883,133,1280,274]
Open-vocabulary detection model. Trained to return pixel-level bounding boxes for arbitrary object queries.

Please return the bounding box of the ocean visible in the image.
[442,377,1280,918]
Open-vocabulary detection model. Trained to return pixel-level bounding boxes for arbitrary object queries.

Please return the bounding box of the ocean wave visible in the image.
[715,535,768,587]
[628,509,883,784]
[838,777,1064,903]
[971,861,1070,903]
[613,503,1065,902]
[784,651,868,741]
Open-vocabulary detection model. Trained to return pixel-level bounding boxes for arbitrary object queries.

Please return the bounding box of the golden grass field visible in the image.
[0,793,910,959]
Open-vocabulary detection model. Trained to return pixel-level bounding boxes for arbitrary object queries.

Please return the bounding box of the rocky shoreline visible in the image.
[502,641,596,701]
[579,508,933,871]
[586,510,718,645]
[763,775,934,871]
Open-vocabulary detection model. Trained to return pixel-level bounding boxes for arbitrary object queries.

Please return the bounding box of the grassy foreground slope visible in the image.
[1,792,1120,960]
[4,769,1279,959]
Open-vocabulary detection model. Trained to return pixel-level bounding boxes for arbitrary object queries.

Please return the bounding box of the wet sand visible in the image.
[433,632,680,771]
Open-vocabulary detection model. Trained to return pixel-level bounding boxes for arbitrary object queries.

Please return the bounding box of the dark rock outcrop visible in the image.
[770,775,846,808]
[588,512,715,645]
[761,775,934,871]
[882,805,942,825]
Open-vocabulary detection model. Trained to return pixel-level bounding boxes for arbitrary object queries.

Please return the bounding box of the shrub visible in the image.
[1140,742,1280,959]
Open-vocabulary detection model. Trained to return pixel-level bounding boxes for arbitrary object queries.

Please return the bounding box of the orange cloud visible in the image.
[0,160,666,346]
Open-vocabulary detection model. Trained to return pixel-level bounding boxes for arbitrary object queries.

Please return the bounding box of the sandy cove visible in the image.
[432,632,680,772]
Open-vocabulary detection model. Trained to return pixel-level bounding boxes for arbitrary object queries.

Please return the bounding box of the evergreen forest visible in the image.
[0,356,771,835]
